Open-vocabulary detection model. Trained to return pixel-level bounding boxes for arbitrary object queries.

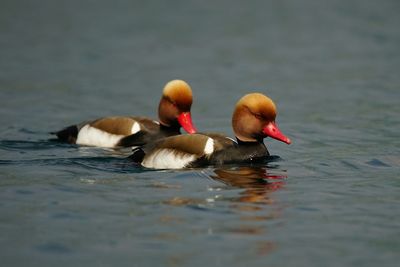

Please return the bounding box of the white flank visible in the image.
[131,122,141,134]
[204,138,214,155]
[142,149,196,169]
[76,125,125,148]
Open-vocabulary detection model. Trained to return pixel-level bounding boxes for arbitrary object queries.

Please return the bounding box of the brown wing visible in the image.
[152,134,211,156]
[147,133,236,156]
[199,132,236,150]
[90,116,159,135]
[129,116,160,133]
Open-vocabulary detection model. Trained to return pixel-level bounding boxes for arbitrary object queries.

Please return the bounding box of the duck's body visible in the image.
[131,93,291,169]
[131,133,269,169]
[55,116,183,148]
[52,80,197,148]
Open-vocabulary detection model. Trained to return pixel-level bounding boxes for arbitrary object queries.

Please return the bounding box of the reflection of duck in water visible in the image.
[211,166,286,203]
[210,165,286,255]
[212,166,286,189]
[131,93,291,169]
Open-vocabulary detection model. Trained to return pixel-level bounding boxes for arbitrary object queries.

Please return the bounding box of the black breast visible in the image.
[210,141,269,165]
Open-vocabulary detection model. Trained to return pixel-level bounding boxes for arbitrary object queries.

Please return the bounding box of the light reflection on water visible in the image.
[211,166,286,203]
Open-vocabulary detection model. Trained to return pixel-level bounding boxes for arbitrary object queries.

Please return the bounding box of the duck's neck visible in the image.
[236,138,264,146]
[159,123,181,134]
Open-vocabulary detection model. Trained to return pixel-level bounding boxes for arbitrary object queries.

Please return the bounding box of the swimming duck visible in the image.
[52,79,197,148]
[131,93,291,169]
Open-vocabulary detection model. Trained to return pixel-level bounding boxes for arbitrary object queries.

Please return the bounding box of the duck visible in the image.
[52,79,197,148]
[130,93,291,169]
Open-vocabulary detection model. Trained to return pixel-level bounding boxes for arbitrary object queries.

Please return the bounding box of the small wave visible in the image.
[366,158,391,167]
[0,156,143,174]
[0,139,71,151]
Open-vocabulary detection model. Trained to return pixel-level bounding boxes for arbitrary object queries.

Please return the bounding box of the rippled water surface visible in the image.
[1,0,399,266]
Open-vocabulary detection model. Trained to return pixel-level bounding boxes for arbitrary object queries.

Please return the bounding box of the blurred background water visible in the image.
[0,0,399,266]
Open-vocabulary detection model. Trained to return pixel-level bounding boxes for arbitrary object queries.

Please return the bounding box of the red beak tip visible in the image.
[177,112,197,134]
[187,128,197,134]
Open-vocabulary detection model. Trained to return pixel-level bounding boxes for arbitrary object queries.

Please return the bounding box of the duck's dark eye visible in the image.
[165,96,178,107]
[254,113,263,120]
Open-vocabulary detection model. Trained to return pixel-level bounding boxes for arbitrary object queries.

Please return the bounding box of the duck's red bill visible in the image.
[263,121,291,144]
[177,112,197,134]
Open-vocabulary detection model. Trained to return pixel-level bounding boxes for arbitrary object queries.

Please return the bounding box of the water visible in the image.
[1,0,399,266]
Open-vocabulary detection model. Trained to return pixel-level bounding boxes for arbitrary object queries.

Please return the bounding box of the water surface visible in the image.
[1,0,399,266]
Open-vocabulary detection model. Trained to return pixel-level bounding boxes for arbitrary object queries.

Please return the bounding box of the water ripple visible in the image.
[366,159,391,167]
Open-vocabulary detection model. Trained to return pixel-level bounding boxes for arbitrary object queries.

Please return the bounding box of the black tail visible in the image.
[51,125,78,144]
[128,147,146,163]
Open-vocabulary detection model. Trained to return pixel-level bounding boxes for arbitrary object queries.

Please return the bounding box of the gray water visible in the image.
[1,0,399,266]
